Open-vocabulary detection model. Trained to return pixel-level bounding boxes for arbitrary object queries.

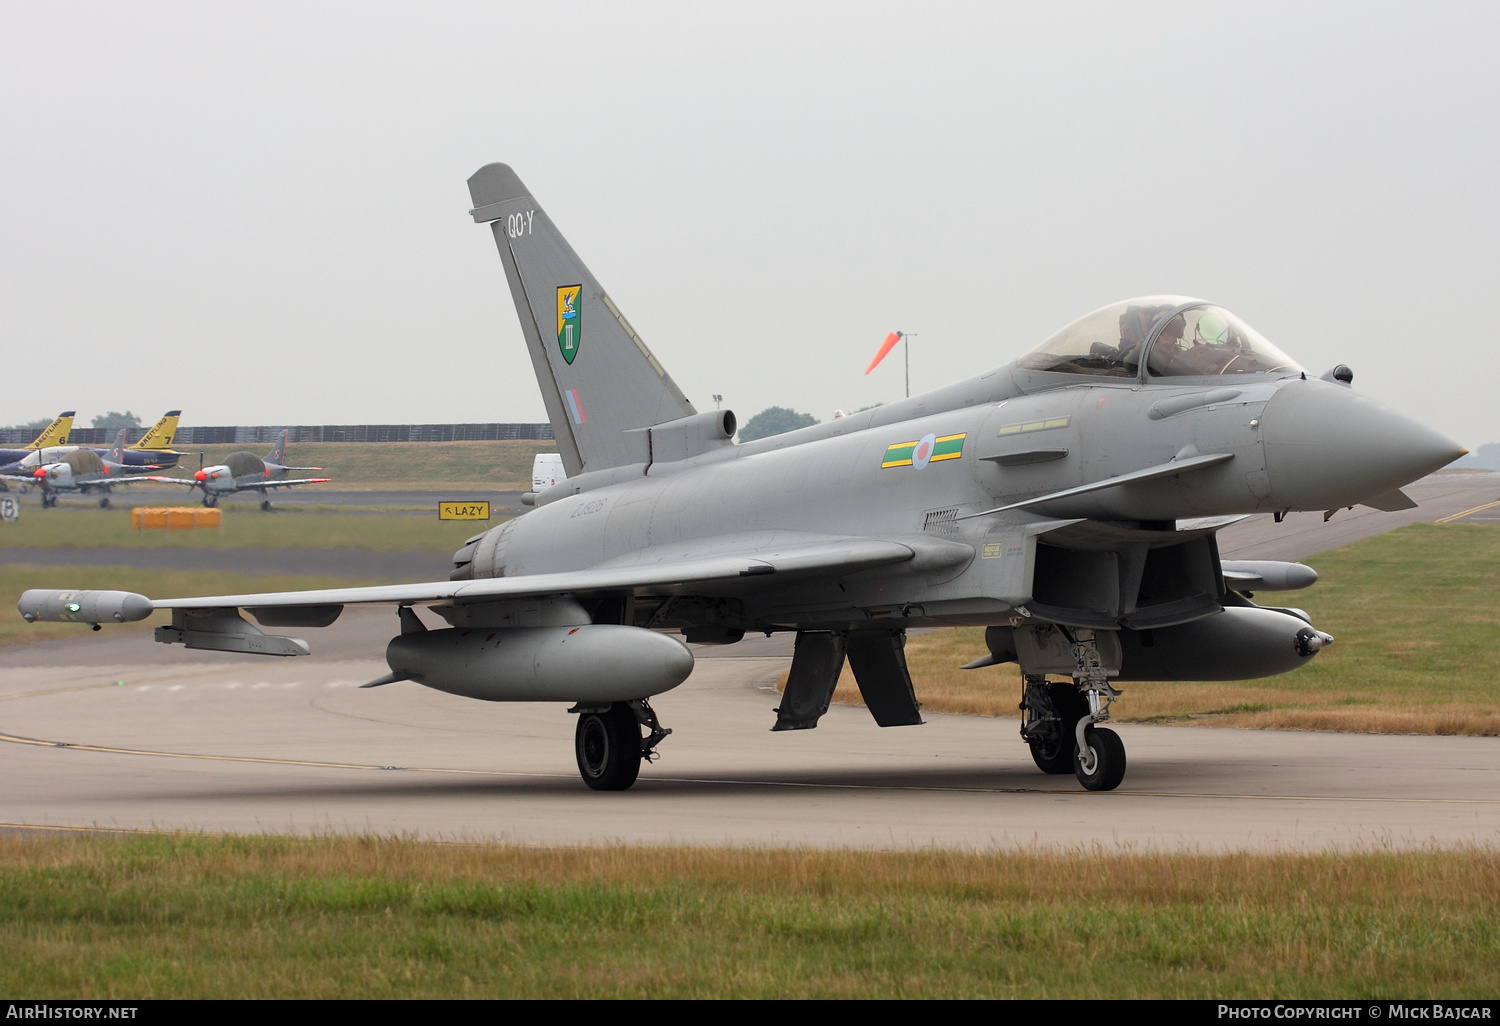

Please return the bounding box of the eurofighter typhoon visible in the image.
[19,164,1464,791]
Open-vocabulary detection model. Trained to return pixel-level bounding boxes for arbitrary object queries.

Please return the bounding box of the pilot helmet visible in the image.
[1197,311,1230,345]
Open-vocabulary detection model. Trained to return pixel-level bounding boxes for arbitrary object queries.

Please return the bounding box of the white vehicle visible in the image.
[532,453,565,492]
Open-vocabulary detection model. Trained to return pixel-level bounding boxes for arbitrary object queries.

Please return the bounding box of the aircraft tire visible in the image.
[1074,725,1127,792]
[1029,681,1086,775]
[575,704,642,791]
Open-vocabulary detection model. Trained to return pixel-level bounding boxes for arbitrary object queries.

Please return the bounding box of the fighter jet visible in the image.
[19,163,1464,793]
[3,429,164,508]
[0,411,75,478]
[106,409,185,472]
[1,411,185,477]
[147,430,330,510]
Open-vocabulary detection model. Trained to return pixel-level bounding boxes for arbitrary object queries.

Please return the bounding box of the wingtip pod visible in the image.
[19,589,153,625]
[865,332,902,375]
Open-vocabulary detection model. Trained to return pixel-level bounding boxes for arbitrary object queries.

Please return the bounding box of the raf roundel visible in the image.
[912,433,937,469]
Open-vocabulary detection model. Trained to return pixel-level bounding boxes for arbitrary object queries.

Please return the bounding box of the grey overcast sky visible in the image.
[2,2,1495,446]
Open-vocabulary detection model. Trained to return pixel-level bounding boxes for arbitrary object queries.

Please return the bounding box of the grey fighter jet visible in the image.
[147,430,330,510]
[19,164,1464,793]
[2,429,163,508]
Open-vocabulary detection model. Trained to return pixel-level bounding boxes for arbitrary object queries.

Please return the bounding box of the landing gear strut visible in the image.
[570,699,671,791]
[1064,629,1126,791]
[1017,628,1128,791]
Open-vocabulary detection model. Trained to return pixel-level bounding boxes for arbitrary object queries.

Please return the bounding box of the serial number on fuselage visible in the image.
[569,498,607,518]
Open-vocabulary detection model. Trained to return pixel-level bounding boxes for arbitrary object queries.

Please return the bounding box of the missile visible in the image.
[1219,560,1319,592]
[383,624,694,702]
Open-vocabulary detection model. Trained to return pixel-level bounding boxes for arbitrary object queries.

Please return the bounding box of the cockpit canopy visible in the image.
[1017,296,1302,380]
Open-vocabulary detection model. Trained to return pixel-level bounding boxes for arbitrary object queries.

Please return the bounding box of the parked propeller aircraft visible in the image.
[147,430,329,510]
[19,163,1465,792]
[2,429,163,508]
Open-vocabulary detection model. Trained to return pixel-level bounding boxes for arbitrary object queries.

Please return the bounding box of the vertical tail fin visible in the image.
[130,410,181,451]
[266,430,289,466]
[467,164,696,476]
[29,412,75,449]
[106,428,127,463]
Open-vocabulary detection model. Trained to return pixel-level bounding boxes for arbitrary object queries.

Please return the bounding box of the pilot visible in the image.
[1143,311,1188,375]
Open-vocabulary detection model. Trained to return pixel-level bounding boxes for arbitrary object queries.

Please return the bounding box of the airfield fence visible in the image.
[1,424,554,445]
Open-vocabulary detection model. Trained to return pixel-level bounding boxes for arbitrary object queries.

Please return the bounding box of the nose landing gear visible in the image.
[1017,627,1129,791]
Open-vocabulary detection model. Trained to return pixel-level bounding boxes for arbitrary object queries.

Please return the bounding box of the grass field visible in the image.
[1,833,1495,999]
[792,522,1500,736]
[157,439,556,490]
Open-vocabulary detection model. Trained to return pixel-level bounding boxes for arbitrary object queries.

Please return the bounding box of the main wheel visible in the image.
[99,497,111,509]
[1074,725,1127,791]
[575,704,642,791]
[260,500,272,512]
[1029,681,1086,775]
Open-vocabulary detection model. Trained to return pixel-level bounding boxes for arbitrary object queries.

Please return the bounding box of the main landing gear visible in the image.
[98,497,112,509]
[1018,630,1127,791]
[41,493,57,509]
[570,699,671,791]
[201,495,219,508]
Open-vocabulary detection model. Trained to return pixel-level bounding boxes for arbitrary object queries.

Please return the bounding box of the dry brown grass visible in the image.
[780,523,1500,736]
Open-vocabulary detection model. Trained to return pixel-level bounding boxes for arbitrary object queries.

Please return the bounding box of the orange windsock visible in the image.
[865,332,902,375]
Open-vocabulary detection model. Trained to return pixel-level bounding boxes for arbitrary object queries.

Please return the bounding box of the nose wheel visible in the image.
[1074,724,1127,791]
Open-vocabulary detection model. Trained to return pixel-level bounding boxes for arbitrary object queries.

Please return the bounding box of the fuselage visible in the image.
[0,446,176,475]
[462,354,1456,632]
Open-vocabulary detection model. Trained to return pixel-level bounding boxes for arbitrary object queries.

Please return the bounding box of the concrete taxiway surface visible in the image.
[3,472,1497,850]
[3,610,1497,851]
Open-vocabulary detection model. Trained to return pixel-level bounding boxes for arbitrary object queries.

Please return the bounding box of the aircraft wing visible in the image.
[255,477,332,489]
[144,476,332,489]
[102,475,173,486]
[20,534,933,626]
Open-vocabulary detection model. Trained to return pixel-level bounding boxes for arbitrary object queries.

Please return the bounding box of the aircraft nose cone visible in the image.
[1261,379,1463,511]
[194,470,207,482]
[33,469,45,478]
